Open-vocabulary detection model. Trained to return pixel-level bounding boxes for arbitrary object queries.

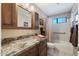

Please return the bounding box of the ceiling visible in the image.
[35,3,74,16]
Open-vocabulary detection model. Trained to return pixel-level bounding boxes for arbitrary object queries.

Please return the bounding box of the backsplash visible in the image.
[2,29,39,39]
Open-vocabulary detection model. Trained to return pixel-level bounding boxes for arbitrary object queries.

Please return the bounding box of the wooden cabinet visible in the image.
[1,3,17,29]
[32,12,39,29]
[39,39,47,56]
[35,12,39,29]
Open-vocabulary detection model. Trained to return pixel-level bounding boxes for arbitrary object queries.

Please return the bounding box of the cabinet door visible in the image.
[40,47,47,56]
[1,3,17,28]
[39,40,47,56]
[2,3,12,25]
[27,44,39,56]
[32,12,39,29]
[35,12,39,29]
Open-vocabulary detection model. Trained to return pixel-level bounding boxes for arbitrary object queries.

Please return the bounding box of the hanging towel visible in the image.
[70,25,78,47]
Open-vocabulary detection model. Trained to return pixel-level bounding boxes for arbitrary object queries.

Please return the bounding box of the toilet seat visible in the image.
[47,42,55,48]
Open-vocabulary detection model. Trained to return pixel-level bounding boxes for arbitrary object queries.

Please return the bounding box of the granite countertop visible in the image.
[2,35,47,56]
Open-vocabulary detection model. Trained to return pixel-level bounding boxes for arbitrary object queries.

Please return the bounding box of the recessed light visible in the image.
[26,3,30,8]
[31,5,34,11]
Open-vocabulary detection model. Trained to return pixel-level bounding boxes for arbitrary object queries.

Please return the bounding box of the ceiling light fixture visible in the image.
[31,5,34,11]
[26,3,30,8]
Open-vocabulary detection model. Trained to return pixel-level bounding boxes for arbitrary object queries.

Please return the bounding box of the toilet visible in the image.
[47,41,74,56]
[47,42,59,56]
[47,42,55,56]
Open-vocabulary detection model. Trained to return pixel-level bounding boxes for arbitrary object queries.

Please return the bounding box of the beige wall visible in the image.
[2,29,39,39]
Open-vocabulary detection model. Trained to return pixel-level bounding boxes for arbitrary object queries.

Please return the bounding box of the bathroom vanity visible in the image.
[2,36,47,56]
[16,39,47,56]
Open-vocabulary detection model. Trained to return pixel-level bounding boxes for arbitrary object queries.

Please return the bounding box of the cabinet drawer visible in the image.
[28,45,39,56]
[40,47,47,56]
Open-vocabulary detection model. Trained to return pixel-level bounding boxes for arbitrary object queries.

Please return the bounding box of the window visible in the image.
[53,18,58,24]
[58,17,67,23]
[53,17,67,24]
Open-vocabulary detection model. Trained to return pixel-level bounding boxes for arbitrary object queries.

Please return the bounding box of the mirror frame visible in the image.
[16,5,33,29]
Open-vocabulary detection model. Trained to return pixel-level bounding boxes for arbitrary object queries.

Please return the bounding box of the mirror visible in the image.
[17,5,32,28]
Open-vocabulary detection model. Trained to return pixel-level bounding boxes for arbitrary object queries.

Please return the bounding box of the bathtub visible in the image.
[47,41,74,56]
